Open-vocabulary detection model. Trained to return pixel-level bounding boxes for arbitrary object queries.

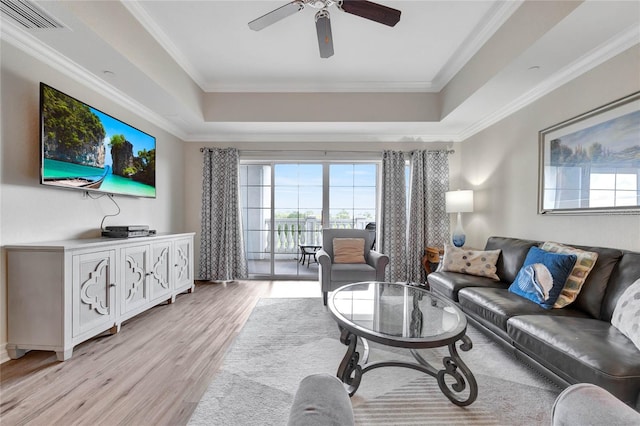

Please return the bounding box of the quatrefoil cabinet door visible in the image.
[150,241,172,302]
[173,237,194,293]
[122,245,152,317]
[72,250,116,338]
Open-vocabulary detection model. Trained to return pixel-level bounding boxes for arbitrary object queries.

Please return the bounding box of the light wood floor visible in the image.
[0,280,321,426]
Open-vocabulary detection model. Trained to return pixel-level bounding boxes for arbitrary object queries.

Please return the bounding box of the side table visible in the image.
[422,246,444,274]
[299,245,321,267]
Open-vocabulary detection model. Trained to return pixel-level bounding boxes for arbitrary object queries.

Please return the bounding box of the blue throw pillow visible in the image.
[508,246,577,309]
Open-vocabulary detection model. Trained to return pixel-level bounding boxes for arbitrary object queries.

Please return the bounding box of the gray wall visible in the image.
[458,47,640,251]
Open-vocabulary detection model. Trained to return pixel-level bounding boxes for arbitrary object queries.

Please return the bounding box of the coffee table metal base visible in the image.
[336,328,478,406]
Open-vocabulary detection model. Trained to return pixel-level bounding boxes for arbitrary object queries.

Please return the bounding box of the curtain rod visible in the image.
[200,148,455,155]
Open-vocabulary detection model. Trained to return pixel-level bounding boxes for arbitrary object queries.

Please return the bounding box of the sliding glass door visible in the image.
[240,161,378,279]
[273,164,323,276]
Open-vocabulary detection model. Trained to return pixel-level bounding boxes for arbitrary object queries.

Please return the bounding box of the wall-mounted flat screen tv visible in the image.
[40,82,156,198]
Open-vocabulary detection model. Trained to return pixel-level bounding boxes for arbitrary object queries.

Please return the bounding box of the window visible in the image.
[329,164,376,228]
[240,161,378,278]
[589,169,638,207]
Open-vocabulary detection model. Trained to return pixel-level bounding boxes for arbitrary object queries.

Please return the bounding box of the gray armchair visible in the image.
[317,228,389,305]
[552,383,640,425]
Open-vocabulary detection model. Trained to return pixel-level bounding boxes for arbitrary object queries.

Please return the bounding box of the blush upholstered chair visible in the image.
[317,228,389,305]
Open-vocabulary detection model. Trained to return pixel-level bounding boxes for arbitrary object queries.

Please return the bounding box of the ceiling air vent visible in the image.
[1,0,64,29]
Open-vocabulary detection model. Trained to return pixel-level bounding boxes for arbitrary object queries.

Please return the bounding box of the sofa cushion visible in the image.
[322,229,373,259]
[611,278,640,351]
[540,241,599,308]
[570,245,622,318]
[507,315,640,407]
[601,252,640,322]
[458,287,586,333]
[427,271,507,302]
[484,236,539,283]
[440,245,501,280]
[508,247,577,309]
[331,263,376,283]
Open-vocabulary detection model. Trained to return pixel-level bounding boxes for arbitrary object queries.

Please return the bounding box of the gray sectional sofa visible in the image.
[427,236,640,410]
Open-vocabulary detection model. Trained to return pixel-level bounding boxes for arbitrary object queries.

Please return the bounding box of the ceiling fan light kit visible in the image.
[248,0,401,58]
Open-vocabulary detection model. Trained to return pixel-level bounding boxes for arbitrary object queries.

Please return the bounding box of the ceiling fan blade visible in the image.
[248,1,304,31]
[339,0,401,27]
[315,10,334,59]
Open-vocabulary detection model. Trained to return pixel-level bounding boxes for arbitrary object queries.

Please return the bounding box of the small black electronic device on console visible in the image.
[102,225,153,238]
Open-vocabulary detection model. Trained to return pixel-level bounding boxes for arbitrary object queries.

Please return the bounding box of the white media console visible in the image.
[6,232,195,361]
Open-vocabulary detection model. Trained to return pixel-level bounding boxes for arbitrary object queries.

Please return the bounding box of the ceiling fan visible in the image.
[248,0,401,58]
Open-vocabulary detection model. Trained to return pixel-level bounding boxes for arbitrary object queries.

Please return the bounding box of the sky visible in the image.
[556,109,640,153]
[91,108,156,167]
[242,163,379,218]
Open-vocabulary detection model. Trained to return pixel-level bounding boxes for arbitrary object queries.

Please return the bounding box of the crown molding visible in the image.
[183,131,461,143]
[125,1,435,94]
[122,0,209,91]
[201,80,434,93]
[3,5,636,145]
[0,17,188,140]
[458,25,640,141]
[430,0,524,92]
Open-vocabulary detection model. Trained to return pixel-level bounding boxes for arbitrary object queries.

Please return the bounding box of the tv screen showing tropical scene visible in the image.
[40,83,156,198]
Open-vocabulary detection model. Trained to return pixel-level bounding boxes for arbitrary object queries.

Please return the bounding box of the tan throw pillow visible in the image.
[441,244,501,281]
[333,238,366,264]
[541,241,599,308]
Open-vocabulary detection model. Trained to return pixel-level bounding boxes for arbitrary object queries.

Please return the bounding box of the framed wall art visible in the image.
[539,91,640,214]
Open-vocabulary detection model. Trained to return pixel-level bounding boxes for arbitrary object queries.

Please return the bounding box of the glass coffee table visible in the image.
[328,281,477,406]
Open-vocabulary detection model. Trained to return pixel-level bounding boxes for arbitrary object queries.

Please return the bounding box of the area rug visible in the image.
[188,298,562,425]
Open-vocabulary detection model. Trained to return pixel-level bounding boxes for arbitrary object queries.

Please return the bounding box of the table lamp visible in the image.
[445,190,474,247]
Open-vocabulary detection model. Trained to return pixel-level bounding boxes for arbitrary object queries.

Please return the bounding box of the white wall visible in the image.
[459,46,640,251]
[0,42,187,361]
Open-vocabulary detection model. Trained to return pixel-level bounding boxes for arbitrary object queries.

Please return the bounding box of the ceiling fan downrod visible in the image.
[307,0,336,9]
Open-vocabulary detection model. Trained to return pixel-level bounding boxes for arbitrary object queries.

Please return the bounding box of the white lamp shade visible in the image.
[446,190,474,213]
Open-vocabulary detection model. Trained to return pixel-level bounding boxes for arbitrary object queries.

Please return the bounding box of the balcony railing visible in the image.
[246,217,371,259]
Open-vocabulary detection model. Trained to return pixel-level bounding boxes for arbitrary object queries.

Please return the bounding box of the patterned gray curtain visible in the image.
[199,148,248,281]
[406,150,450,283]
[381,150,407,282]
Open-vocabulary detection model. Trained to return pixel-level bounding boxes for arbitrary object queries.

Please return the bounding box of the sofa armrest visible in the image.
[317,249,330,267]
[367,250,389,281]
[317,249,331,292]
[288,373,354,426]
[552,383,640,425]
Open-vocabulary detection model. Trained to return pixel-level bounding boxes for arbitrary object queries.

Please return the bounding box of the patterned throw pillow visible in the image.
[333,238,366,264]
[440,245,501,281]
[611,278,640,351]
[508,247,577,309]
[541,241,599,308]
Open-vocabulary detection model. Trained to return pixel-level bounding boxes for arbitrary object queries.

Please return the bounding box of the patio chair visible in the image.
[317,228,389,305]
